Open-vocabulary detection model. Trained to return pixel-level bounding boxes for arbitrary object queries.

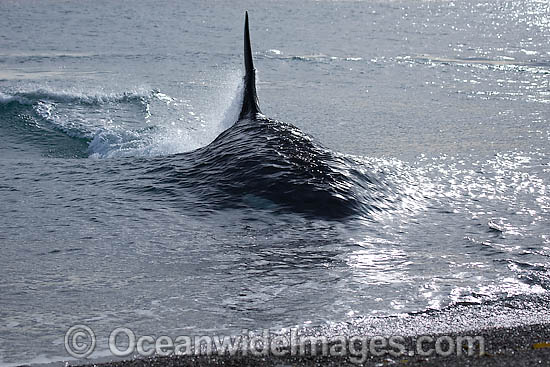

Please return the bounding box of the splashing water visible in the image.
[89,71,244,158]
[0,70,244,159]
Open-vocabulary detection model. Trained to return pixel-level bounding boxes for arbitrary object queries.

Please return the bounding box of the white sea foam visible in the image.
[0,91,31,105]
[88,70,244,158]
[1,75,243,158]
[0,87,151,105]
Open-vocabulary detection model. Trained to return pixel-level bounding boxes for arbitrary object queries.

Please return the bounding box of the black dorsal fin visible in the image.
[239,11,261,119]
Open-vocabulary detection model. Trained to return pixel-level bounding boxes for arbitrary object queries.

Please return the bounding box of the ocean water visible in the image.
[1,0,549,365]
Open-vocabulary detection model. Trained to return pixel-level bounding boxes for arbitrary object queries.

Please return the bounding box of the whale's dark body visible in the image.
[153,13,387,219]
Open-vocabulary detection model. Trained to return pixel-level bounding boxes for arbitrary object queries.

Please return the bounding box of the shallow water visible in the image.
[1,0,549,365]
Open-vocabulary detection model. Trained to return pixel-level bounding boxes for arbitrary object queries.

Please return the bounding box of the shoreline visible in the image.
[72,323,550,367]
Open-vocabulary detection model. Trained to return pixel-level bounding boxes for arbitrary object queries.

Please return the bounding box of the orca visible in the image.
[175,12,382,219]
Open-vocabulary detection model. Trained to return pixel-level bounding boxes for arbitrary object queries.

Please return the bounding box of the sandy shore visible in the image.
[72,323,550,367]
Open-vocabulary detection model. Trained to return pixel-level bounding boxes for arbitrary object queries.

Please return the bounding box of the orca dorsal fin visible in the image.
[239,11,261,119]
